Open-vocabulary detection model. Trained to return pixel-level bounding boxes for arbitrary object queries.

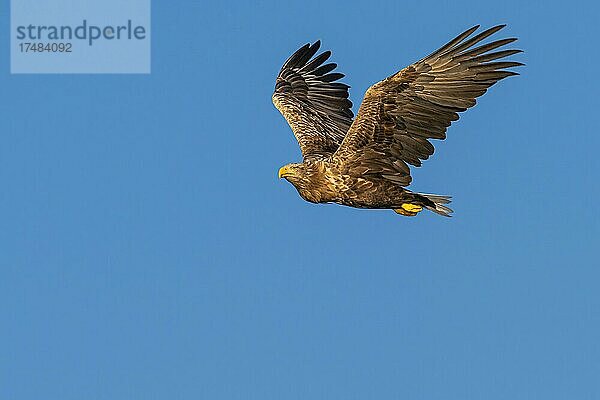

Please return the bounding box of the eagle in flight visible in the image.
[273,25,522,217]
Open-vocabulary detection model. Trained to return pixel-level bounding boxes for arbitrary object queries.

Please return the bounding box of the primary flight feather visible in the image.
[273,25,522,216]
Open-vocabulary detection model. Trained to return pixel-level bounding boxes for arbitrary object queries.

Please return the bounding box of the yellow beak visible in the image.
[278,165,292,179]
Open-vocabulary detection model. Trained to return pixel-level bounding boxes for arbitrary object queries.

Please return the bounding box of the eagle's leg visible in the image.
[394,203,423,216]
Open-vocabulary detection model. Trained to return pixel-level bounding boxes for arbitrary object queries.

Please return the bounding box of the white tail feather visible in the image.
[418,193,453,217]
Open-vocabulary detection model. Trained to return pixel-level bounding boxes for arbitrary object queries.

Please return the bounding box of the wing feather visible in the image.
[272,41,354,159]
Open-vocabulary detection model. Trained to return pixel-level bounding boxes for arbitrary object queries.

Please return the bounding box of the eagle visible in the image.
[273,25,522,217]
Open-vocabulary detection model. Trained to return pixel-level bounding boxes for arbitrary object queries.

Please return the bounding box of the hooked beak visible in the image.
[278,165,292,179]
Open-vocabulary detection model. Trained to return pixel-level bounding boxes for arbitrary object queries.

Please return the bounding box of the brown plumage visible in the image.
[273,25,522,216]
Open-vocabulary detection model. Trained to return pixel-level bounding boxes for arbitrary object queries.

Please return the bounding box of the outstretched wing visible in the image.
[273,41,354,160]
[334,25,523,186]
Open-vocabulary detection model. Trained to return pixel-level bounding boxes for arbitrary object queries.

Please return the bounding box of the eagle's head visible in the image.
[278,163,306,184]
[278,162,327,204]
[279,162,325,203]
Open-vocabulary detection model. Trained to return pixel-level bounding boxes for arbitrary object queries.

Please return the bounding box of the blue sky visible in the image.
[1,1,599,399]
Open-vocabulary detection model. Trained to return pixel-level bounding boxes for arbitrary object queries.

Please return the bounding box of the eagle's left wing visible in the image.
[334,25,522,186]
[273,41,354,160]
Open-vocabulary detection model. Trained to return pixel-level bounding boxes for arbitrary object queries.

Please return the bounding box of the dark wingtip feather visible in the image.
[424,24,481,60]
[313,62,337,76]
[300,51,332,73]
[321,72,345,82]
[281,41,323,71]
[310,40,321,53]
[280,43,309,71]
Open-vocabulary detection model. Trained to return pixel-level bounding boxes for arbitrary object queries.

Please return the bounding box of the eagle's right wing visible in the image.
[273,41,354,160]
[334,25,522,186]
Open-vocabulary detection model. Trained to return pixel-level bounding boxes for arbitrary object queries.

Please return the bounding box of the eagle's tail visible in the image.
[418,193,453,217]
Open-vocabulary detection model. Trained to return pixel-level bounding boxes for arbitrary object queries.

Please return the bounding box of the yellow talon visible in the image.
[394,203,423,216]
[401,203,422,213]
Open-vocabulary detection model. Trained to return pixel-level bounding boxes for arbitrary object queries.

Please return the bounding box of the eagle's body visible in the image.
[283,159,436,213]
[273,25,522,216]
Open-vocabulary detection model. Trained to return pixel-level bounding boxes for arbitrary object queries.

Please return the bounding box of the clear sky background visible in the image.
[1,1,599,399]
